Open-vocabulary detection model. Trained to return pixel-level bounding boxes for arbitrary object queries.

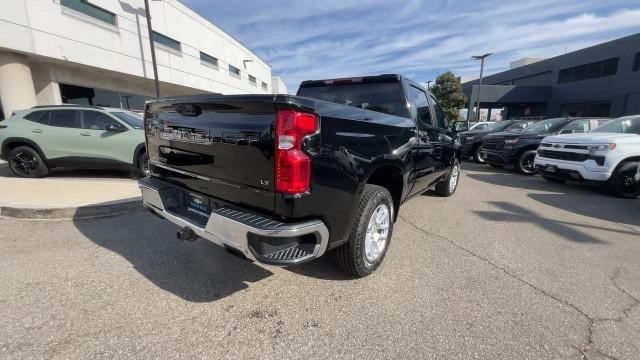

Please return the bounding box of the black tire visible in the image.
[332,184,394,277]
[542,176,566,183]
[607,161,640,199]
[8,146,49,178]
[137,152,150,177]
[474,146,487,164]
[489,163,503,168]
[517,150,537,176]
[435,159,460,197]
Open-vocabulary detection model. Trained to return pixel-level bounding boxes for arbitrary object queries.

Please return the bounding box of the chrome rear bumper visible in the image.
[138,178,329,265]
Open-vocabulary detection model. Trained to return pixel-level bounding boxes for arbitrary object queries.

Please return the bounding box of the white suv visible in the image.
[534,115,640,198]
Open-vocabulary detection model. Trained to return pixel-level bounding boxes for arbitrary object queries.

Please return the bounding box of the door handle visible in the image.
[80,133,91,136]
[32,129,43,133]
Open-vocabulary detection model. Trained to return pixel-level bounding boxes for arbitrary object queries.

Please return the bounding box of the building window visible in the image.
[60,0,116,25]
[60,83,149,110]
[633,52,640,72]
[248,75,257,86]
[262,82,268,91]
[229,65,241,78]
[152,31,181,52]
[558,58,619,84]
[199,52,218,68]
[560,102,611,117]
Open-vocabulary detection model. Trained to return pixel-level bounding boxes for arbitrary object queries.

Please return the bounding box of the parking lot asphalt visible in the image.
[1,163,638,359]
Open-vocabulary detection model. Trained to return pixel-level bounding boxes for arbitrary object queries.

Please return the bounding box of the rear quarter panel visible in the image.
[276,96,416,248]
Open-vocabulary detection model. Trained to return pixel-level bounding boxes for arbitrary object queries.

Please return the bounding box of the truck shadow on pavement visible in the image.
[465,164,640,228]
[472,201,637,244]
[285,256,356,280]
[73,210,273,302]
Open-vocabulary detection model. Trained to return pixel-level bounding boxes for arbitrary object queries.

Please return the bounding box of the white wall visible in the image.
[0,0,273,95]
[271,75,288,94]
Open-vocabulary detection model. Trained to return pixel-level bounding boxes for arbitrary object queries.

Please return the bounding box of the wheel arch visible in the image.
[132,143,146,166]
[363,163,404,221]
[612,156,640,172]
[516,144,540,158]
[2,137,48,162]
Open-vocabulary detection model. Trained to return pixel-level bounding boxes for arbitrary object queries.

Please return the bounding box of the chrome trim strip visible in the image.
[150,162,274,196]
[138,181,329,264]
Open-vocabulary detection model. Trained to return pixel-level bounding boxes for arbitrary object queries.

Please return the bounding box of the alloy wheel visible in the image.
[10,152,39,176]
[449,163,460,192]
[364,204,390,263]
[520,154,535,174]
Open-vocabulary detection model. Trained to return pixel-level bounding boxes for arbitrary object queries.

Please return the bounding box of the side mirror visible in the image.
[105,124,127,132]
[559,129,574,135]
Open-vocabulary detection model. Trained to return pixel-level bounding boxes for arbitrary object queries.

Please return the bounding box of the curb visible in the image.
[0,198,143,220]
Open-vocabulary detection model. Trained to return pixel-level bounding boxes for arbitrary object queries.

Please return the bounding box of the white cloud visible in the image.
[185,0,640,92]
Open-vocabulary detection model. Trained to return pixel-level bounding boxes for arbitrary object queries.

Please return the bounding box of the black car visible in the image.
[482,117,610,175]
[459,120,533,163]
[139,74,462,277]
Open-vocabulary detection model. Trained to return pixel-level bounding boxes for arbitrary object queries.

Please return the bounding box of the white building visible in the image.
[0,0,287,119]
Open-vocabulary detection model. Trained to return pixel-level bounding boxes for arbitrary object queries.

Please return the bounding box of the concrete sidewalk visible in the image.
[0,163,142,219]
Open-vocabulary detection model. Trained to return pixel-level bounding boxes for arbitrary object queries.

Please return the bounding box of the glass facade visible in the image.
[61,0,116,25]
[558,58,619,84]
[560,102,611,117]
[60,83,150,111]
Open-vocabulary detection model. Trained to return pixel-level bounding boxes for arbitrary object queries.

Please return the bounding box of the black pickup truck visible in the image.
[139,74,462,277]
[459,120,533,163]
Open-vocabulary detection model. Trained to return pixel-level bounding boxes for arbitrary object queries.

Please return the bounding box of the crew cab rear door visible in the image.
[406,85,440,196]
[427,92,455,176]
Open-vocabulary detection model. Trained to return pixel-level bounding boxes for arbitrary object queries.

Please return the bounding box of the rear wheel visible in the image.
[137,152,150,177]
[8,146,49,178]
[332,184,393,277]
[607,161,640,199]
[435,159,460,197]
[474,146,487,164]
[517,150,537,175]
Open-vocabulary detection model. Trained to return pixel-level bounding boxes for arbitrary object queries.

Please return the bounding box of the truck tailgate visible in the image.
[145,97,276,213]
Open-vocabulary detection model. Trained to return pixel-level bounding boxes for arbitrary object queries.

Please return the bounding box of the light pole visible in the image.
[144,0,161,98]
[426,80,432,89]
[471,53,492,124]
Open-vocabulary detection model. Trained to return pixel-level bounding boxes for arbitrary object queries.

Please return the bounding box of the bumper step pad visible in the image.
[214,207,284,230]
[263,246,313,262]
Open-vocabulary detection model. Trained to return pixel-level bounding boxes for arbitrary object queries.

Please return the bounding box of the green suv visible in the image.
[0,105,147,178]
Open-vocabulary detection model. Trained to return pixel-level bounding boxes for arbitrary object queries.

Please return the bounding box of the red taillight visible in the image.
[275,110,318,194]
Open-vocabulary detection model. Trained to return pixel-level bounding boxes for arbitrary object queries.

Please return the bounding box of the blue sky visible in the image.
[184,0,640,93]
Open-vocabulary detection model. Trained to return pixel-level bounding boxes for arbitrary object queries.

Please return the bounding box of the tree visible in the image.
[430,72,467,122]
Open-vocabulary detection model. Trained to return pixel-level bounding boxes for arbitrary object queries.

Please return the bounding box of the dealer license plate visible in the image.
[186,192,210,218]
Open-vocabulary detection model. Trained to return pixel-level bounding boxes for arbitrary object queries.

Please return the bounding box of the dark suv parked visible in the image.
[459,120,533,163]
[482,117,610,175]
